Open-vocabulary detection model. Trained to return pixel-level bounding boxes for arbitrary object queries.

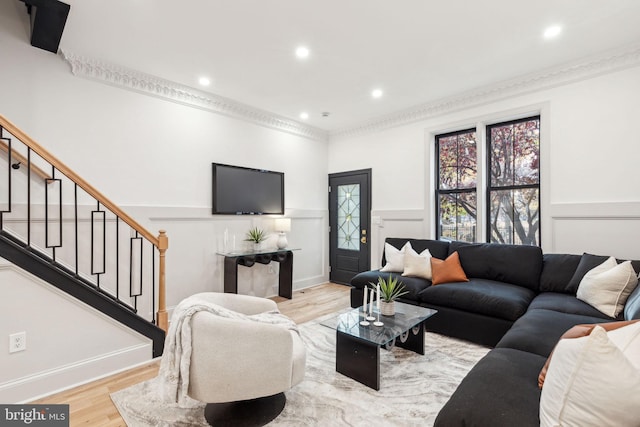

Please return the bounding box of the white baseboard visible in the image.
[0,343,153,404]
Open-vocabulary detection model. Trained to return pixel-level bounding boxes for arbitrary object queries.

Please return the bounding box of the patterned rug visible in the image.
[111,317,489,426]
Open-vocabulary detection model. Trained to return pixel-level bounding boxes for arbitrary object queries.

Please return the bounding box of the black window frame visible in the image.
[486,115,541,246]
[435,127,477,242]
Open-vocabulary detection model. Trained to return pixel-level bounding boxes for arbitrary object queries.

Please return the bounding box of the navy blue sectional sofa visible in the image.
[349,238,640,426]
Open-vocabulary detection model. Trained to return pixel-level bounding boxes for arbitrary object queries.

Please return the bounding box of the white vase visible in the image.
[380,301,395,316]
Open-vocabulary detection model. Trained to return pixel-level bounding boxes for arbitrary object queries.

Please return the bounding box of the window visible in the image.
[435,129,477,242]
[487,116,540,245]
[435,116,541,246]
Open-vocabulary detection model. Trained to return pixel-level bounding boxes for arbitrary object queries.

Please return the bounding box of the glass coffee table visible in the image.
[321,302,437,390]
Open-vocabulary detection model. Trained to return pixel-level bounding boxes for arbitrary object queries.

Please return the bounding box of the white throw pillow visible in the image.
[576,257,639,317]
[608,321,640,370]
[380,242,410,273]
[402,246,433,280]
[539,325,640,427]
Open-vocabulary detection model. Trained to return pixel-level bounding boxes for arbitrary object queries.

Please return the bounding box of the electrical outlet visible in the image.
[9,332,26,353]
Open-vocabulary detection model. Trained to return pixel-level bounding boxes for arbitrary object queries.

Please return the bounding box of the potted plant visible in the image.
[244,227,266,250]
[371,274,408,316]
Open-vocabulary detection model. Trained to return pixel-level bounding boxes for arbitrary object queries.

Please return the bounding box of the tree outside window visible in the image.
[435,116,541,246]
[436,129,477,242]
[487,116,540,246]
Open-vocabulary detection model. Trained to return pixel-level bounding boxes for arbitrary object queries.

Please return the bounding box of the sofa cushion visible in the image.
[496,308,611,357]
[434,348,545,427]
[539,325,640,427]
[379,242,409,273]
[407,239,450,260]
[402,246,432,279]
[566,253,611,293]
[576,257,638,318]
[567,252,640,294]
[528,293,617,319]
[430,252,468,285]
[449,241,543,291]
[539,253,581,293]
[625,285,640,320]
[350,270,431,302]
[381,238,449,265]
[418,278,536,321]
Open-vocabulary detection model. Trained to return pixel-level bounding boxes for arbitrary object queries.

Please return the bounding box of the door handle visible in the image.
[361,236,367,244]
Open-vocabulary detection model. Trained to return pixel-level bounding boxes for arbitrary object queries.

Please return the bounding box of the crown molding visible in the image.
[330,42,640,139]
[59,49,329,142]
[60,43,640,142]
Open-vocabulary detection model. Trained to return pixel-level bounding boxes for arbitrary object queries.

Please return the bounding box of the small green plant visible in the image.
[371,274,408,302]
[244,227,266,243]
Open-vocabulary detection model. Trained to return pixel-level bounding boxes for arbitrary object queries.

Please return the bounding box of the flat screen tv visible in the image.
[212,163,284,215]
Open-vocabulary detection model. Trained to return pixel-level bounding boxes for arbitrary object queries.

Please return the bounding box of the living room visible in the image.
[1,0,639,425]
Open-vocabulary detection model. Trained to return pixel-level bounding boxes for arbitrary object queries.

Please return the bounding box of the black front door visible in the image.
[329,169,371,284]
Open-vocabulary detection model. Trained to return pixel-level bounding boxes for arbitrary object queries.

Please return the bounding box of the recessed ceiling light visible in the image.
[295,46,310,59]
[372,89,383,99]
[543,25,562,39]
[299,112,309,120]
[198,76,211,86]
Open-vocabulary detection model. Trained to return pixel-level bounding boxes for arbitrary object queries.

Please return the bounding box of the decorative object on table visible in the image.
[274,218,291,249]
[222,228,236,252]
[244,227,266,249]
[360,286,370,326]
[366,284,376,321]
[372,274,408,316]
[373,283,384,326]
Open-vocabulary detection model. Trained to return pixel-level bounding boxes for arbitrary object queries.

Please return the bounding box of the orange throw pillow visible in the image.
[430,251,469,285]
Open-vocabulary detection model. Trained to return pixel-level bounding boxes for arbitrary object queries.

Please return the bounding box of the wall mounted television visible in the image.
[212,163,285,215]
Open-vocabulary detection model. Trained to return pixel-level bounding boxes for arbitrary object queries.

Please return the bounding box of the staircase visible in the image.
[0,115,167,357]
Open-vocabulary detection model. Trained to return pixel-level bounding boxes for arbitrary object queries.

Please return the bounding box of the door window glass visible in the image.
[337,184,360,250]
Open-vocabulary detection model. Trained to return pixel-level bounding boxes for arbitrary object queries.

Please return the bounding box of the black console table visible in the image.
[217,248,299,299]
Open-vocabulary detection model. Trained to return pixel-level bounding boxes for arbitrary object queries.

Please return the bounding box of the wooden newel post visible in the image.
[157,230,169,332]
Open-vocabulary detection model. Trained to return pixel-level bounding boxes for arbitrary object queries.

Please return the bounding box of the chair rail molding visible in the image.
[330,42,640,139]
[59,50,329,142]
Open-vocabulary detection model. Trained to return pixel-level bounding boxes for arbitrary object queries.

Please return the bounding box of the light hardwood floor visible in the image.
[30,282,351,427]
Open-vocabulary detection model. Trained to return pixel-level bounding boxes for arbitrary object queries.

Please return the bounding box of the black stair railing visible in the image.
[0,115,169,341]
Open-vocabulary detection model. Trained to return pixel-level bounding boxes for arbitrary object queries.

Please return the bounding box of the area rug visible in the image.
[111,318,489,426]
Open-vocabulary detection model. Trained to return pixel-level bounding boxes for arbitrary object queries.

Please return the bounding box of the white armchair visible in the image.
[186,293,306,425]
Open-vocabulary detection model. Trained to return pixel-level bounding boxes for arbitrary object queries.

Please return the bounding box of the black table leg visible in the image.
[278,252,293,299]
[336,331,380,390]
[223,256,239,294]
[396,322,425,355]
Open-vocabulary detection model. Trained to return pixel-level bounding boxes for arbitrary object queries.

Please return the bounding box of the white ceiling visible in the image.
[57,0,640,131]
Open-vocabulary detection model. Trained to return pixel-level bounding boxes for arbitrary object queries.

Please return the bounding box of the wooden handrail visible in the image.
[1,114,169,332]
[0,140,52,180]
[0,114,159,246]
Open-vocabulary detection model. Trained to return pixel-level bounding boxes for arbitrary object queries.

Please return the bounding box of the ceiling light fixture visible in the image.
[543,25,562,39]
[198,76,211,86]
[372,89,383,99]
[295,46,310,59]
[299,112,309,120]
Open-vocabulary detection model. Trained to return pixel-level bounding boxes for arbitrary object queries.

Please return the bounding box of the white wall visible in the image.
[329,65,640,265]
[0,1,328,401]
[0,258,152,403]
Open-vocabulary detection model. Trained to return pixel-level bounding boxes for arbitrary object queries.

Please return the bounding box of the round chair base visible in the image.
[204,392,286,427]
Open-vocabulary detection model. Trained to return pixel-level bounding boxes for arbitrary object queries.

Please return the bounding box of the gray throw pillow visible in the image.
[566,253,609,294]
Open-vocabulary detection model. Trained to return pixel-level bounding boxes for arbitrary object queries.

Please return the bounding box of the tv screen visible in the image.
[212,163,284,215]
